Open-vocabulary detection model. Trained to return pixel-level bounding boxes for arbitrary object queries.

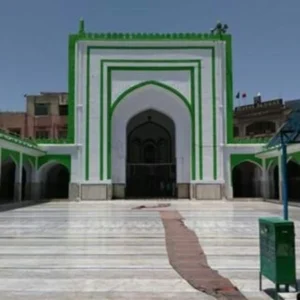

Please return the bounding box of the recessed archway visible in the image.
[232,161,262,198]
[126,109,176,198]
[268,164,279,200]
[111,83,191,199]
[0,158,16,202]
[39,162,70,199]
[287,160,300,201]
[22,161,35,201]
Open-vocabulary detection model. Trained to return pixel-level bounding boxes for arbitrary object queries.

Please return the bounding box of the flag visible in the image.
[236,92,247,99]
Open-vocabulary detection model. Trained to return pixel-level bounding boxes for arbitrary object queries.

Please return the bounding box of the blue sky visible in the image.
[0,0,299,111]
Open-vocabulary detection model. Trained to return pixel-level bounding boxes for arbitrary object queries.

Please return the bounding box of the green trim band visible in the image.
[68,42,230,154]
[70,32,230,41]
[101,61,201,182]
[83,50,218,182]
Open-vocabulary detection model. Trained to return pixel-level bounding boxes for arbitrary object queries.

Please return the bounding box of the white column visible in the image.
[224,151,233,199]
[278,153,282,202]
[14,153,23,202]
[261,159,268,199]
[0,147,2,182]
[31,157,39,200]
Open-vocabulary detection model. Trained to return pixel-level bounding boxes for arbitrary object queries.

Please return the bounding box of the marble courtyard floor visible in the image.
[0,200,299,299]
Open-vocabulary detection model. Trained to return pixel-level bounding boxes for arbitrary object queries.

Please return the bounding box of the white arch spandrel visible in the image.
[111,85,191,184]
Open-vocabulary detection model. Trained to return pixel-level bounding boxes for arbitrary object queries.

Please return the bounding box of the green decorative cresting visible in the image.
[0,129,43,151]
[233,136,270,144]
[231,153,262,170]
[70,32,230,41]
[35,138,70,144]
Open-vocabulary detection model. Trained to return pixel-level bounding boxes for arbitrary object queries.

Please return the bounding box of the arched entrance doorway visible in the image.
[126,109,176,198]
[0,159,16,202]
[0,159,32,202]
[40,163,70,199]
[111,82,192,199]
[232,161,262,198]
[268,164,279,200]
[287,160,300,201]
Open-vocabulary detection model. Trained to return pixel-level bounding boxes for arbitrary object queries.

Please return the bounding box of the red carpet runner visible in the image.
[133,204,248,299]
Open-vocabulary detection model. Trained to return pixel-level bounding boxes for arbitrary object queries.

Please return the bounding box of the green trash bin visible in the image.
[259,217,298,297]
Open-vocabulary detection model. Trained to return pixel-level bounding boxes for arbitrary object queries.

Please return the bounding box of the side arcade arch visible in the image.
[232,160,262,198]
[38,161,70,199]
[286,159,300,201]
[0,154,34,202]
[0,157,17,202]
[267,158,300,201]
[267,162,279,200]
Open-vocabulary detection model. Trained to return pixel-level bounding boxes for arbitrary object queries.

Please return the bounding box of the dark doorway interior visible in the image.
[287,161,300,201]
[43,164,70,199]
[232,161,262,198]
[21,167,26,201]
[273,165,279,200]
[126,110,176,198]
[0,160,16,202]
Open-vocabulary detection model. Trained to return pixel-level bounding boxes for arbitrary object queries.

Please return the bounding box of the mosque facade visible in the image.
[1,20,300,202]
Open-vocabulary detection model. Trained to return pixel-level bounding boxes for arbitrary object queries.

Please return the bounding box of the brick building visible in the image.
[0,92,68,140]
[0,92,299,141]
[233,95,300,139]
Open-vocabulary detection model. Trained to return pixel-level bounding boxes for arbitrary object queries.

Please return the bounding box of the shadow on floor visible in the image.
[0,199,51,213]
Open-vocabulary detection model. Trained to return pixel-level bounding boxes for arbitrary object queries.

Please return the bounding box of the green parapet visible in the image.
[233,136,270,144]
[0,128,42,151]
[34,138,70,145]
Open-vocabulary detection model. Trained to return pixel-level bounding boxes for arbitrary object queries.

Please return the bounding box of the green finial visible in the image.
[79,18,85,34]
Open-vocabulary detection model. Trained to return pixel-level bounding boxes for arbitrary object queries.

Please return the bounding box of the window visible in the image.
[58,128,67,139]
[34,103,49,116]
[233,126,239,137]
[59,105,68,116]
[35,130,49,139]
[246,121,276,136]
[9,128,21,136]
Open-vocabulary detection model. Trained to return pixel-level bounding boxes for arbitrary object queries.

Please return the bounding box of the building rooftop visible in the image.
[70,19,231,41]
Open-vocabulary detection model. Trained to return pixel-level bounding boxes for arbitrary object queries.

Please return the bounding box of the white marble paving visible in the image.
[0,200,299,299]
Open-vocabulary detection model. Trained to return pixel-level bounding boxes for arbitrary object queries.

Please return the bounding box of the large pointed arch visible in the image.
[110,83,192,198]
[111,80,192,116]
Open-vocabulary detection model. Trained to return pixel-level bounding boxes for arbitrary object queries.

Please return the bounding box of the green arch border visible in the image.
[230,154,262,171]
[23,154,36,169]
[108,80,194,180]
[1,148,20,165]
[111,80,192,116]
[266,157,278,170]
[289,152,300,165]
[37,155,71,172]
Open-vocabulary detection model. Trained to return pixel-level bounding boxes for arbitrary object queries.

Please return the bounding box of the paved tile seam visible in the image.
[0,201,298,299]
